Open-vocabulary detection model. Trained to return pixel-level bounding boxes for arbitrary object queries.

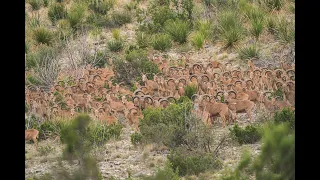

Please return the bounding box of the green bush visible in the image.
[271,88,284,100]
[259,0,284,11]
[266,16,276,34]
[250,19,264,40]
[26,13,41,28]
[229,124,262,145]
[136,31,150,48]
[275,17,295,44]
[39,145,55,156]
[273,108,295,129]
[28,0,43,11]
[195,20,212,39]
[184,84,198,99]
[88,0,115,15]
[238,44,260,60]
[107,39,123,52]
[218,10,244,48]
[190,31,205,50]
[131,132,143,146]
[150,5,176,27]
[113,49,159,85]
[125,48,148,62]
[151,33,172,51]
[111,11,132,26]
[48,3,67,24]
[164,19,190,44]
[67,3,87,29]
[143,162,180,180]
[43,0,49,7]
[33,27,54,46]
[222,122,294,180]
[168,147,222,176]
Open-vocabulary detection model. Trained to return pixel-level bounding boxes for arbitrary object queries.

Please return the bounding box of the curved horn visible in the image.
[144,96,154,104]
[201,74,210,82]
[228,90,237,98]
[191,94,199,101]
[167,78,176,86]
[167,96,177,103]
[223,71,230,77]
[234,80,242,85]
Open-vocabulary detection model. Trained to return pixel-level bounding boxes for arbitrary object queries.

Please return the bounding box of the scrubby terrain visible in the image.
[25,0,295,179]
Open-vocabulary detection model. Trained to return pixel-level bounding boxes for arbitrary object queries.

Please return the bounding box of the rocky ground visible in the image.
[25,112,265,180]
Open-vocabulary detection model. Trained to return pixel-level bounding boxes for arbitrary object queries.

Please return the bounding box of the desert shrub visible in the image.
[266,16,276,34]
[111,28,121,40]
[150,5,176,27]
[151,33,172,51]
[107,39,123,52]
[28,0,43,11]
[195,20,212,39]
[138,100,214,152]
[184,84,198,99]
[259,0,284,11]
[143,162,180,180]
[238,44,260,60]
[218,10,244,48]
[164,19,190,44]
[91,50,109,68]
[57,114,103,179]
[67,3,87,29]
[87,122,122,146]
[111,11,132,26]
[229,124,262,145]
[125,48,148,62]
[271,88,283,100]
[136,31,150,48]
[250,19,264,40]
[48,3,67,24]
[131,132,143,146]
[43,0,49,7]
[88,0,115,15]
[273,108,295,129]
[38,145,55,155]
[190,31,205,50]
[33,27,54,46]
[168,147,222,176]
[222,122,294,180]
[113,49,159,85]
[275,17,295,44]
[26,13,41,28]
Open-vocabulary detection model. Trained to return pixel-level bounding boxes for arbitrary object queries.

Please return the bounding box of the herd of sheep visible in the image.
[25,55,295,132]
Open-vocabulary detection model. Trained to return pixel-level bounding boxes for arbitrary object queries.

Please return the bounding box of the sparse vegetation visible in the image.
[238,44,260,60]
[32,27,54,46]
[229,124,262,145]
[184,84,198,99]
[151,33,172,51]
[164,19,190,44]
[48,3,67,24]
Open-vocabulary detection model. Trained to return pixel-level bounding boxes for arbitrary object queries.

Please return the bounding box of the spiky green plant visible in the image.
[238,44,260,60]
[190,31,205,50]
[33,27,54,46]
[164,19,190,44]
[48,3,67,24]
[151,33,172,51]
[259,0,284,11]
[218,10,244,48]
[67,3,87,28]
[28,0,43,11]
[275,17,295,44]
[107,39,123,52]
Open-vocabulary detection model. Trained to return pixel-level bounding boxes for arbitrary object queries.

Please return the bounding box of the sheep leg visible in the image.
[32,137,38,150]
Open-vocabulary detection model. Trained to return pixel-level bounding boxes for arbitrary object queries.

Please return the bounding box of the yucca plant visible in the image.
[250,19,264,40]
[136,32,150,48]
[88,0,116,15]
[266,16,276,34]
[195,20,212,39]
[43,0,49,7]
[190,31,205,50]
[111,11,132,26]
[238,44,260,60]
[111,29,121,40]
[151,33,172,51]
[218,10,244,48]
[67,3,87,29]
[275,17,295,44]
[164,19,190,44]
[259,0,284,11]
[33,27,54,46]
[28,0,43,11]
[48,3,67,24]
[27,13,41,28]
[107,39,123,52]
